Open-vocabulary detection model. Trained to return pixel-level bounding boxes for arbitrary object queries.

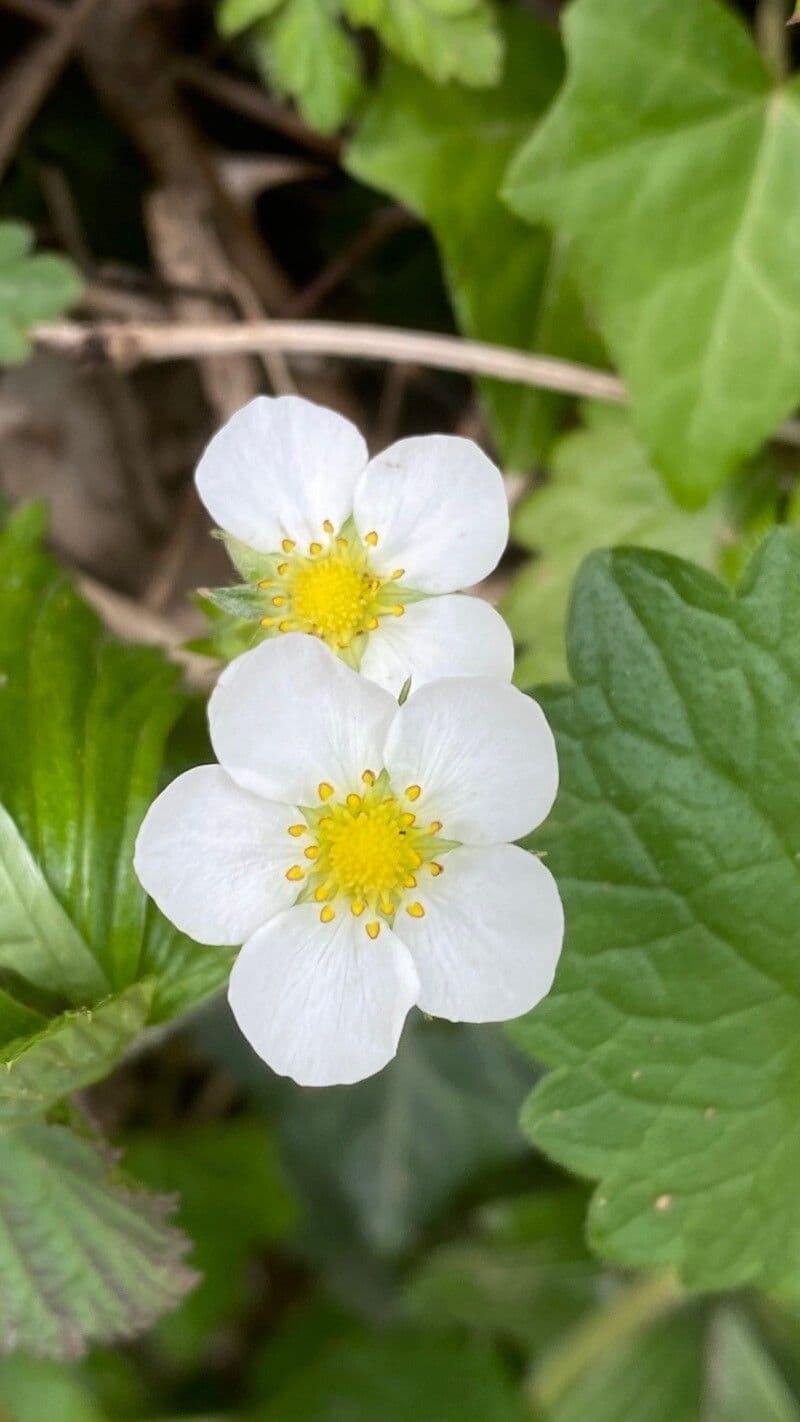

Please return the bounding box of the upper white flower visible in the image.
[195,395,513,696]
[134,635,563,1088]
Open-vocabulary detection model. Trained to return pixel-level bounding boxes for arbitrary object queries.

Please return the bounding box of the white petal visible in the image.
[209,633,396,806]
[397,845,563,1022]
[384,677,558,844]
[228,905,419,1086]
[133,765,300,946]
[195,395,367,552]
[359,594,514,697]
[353,435,508,593]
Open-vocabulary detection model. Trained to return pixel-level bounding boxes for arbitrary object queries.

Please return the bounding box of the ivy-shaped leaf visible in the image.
[0,222,82,366]
[347,11,598,468]
[504,0,800,504]
[503,404,726,685]
[513,531,800,1295]
[0,1121,195,1360]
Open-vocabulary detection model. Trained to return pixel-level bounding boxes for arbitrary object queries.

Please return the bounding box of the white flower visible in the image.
[195,395,513,696]
[135,636,562,1087]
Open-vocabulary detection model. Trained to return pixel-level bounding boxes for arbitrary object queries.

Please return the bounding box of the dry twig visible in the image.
[0,0,102,181]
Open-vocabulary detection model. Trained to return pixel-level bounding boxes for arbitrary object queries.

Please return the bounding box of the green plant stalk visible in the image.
[526,1270,684,1413]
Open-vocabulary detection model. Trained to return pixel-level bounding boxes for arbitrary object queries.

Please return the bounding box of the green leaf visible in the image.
[540,1311,705,1422]
[0,983,152,1127]
[217,0,284,36]
[124,1119,296,1365]
[203,583,271,621]
[504,0,800,504]
[347,11,598,466]
[0,505,232,1019]
[502,404,726,683]
[344,0,502,88]
[258,1331,529,1421]
[0,1121,195,1359]
[252,0,362,134]
[0,222,82,366]
[706,1311,800,1422]
[0,802,108,1006]
[513,531,800,1295]
[0,1353,111,1422]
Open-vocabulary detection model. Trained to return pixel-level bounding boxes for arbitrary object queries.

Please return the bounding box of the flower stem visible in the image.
[526,1270,683,1414]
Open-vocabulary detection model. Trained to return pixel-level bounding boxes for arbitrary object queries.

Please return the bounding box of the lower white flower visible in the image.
[134,636,563,1087]
[194,394,513,696]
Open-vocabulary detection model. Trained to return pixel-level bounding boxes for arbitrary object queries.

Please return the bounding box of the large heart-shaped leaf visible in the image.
[504,0,800,503]
[513,531,800,1295]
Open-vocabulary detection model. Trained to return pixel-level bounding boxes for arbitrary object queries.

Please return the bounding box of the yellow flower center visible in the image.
[284,770,450,939]
[258,523,407,656]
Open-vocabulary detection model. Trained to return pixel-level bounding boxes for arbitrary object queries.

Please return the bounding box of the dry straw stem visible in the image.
[32,317,800,448]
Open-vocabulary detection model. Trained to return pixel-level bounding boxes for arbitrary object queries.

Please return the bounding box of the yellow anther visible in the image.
[286,865,304,882]
[369,579,381,593]
[392,605,405,617]
[429,862,444,876]
[379,896,395,915]
[272,595,286,607]
[362,769,376,787]
[351,900,365,917]
[337,537,349,549]
[429,820,443,834]
[288,824,306,838]
[405,785,421,802]
[315,884,332,902]
[346,792,362,812]
[390,567,405,580]
[410,850,423,869]
[260,617,275,628]
[406,901,425,918]
[277,562,289,576]
[319,815,333,829]
[320,905,336,924]
[304,845,319,859]
[258,578,273,589]
[278,620,292,633]
[403,874,417,889]
[366,920,381,939]
[318,782,334,801]
[309,541,323,556]
[281,538,295,553]
[400,812,416,828]
[323,519,334,534]
[366,617,379,631]
[365,531,379,547]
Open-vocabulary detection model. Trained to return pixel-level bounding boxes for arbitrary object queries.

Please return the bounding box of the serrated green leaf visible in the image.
[0,982,152,1127]
[259,1331,529,1421]
[0,1121,195,1359]
[504,0,800,504]
[347,11,597,466]
[0,505,231,1020]
[344,0,502,87]
[0,802,108,1006]
[502,404,726,683]
[0,222,82,366]
[124,1119,296,1366]
[252,0,362,133]
[513,531,800,1295]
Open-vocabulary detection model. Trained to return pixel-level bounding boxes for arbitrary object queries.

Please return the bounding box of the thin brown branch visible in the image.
[33,316,800,450]
[174,57,341,162]
[0,0,64,27]
[0,0,102,181]
[281,206,416,319]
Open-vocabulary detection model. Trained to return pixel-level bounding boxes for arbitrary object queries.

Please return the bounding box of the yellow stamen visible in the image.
[304,845,319,860]
[429,862,443,876]
[366,617,379,631]
[288,824,306,837]
[406,901,425,918]
[272,595,286,607]
[405,785,421,802]
[278,620,292,633]
[260,617,275,628]
[400,812,416,828]
[362,769,376,786]
[277,562,289,576]
[318,782,334,801]
[281,538,295,553]
[366,920,381,939]
[392,605,405,617]
[351,900,365,917]
[346,792,362,812]
[309,541,323,556]
[403,874,417,888]
[390,567,405,580]
[379,896,394,915]
[315,884,332,902]
[286,865,304,882]
[337,537,349,549]
[323,519,334,534]
[320,905,335,924]
[365,531,379,546]
[258,579,273,590]
[429,820,443,834]
[410,850,423,869]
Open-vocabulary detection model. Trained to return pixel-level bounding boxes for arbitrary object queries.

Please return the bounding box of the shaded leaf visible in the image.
[0,222,82,366]
[344,0,502,88]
